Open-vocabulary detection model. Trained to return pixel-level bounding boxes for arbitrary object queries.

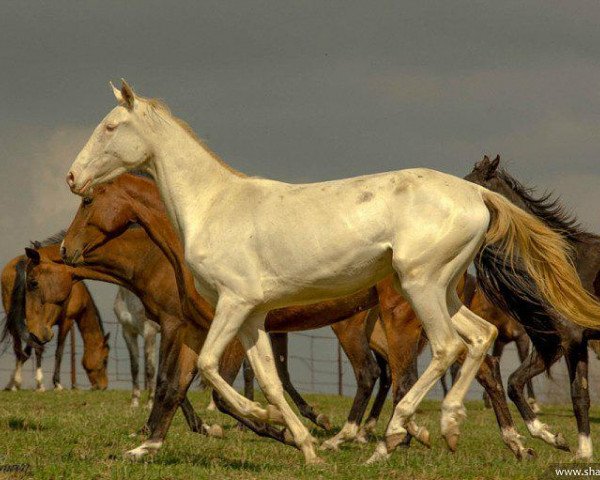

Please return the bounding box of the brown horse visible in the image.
[1,249,109,390]
[58,173,532,460]
[22,221,385,452]
[470,287,539,413]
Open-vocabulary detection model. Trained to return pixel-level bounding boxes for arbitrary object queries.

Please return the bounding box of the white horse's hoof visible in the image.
[130,399,140,408]
[365,442,391,464]
[35,386,46,393]
[124,446,150,461]
[319,439,339,451]
[124,441,162,461]
[54,384,64,391]
[207,424,224,438]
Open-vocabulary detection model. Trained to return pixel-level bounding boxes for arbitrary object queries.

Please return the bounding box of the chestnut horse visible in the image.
[60,173,532,460]
[1,247,109,390]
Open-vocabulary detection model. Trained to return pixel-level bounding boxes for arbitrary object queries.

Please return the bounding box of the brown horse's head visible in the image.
[24,247,72,345]
[61,179,137,265]
[23,248,110,390]
[83,328,110,390]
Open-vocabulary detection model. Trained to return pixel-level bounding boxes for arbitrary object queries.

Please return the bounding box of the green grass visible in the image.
[0,389,594,479]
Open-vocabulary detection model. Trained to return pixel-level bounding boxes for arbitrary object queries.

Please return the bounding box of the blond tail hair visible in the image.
[482,189,600,329]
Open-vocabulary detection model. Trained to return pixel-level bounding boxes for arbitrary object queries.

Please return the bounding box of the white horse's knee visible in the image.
[197,354,218,381]
[432,339,464,366]
[469,324,498,357]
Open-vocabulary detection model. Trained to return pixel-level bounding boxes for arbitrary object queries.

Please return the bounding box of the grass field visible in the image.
[0,389,595,479]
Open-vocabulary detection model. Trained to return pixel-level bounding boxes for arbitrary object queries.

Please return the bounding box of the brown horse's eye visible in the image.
[27,280,38,290]
[83,197,93,206]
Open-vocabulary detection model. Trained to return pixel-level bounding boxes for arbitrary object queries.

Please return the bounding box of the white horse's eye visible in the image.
[106,123,117,132]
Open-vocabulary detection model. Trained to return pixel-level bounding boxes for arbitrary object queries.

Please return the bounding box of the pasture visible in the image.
[0,389,590,479]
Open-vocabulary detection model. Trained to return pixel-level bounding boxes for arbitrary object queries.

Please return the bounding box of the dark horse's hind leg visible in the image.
[356,351,392,442]
[473,354,535,459]
[270,333,332,430]
[514,333,540,413]
[565,342,592,459]
[321,315,381,450]
[507,349,570,452]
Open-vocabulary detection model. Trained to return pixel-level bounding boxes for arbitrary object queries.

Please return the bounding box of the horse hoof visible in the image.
[407,424,431,448]
[555,433,571,452]
[316,413,333,431]
[54,384,64,391]
[35,386,45,393]
[354,433,369,445]
[385,432,407,452]
[130,400,140,409]
[207,424,224,438]
[575,451,593,461]
[522,448,537,460]
[319,439,339,451]
[124,447,150,461]
[444,433,460,452]
[365,442,390,464]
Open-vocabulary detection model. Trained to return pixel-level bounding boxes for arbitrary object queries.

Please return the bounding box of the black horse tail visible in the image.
[475,245,562,368]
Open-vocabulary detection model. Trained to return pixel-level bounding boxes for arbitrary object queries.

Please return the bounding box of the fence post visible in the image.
[337,340,343,396]
[70,326,77,389]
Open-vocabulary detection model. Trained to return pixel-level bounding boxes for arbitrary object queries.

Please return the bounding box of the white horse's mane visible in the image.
[141,96,245,177]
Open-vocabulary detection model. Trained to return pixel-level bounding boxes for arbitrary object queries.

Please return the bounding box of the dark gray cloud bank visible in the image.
[1,1,600,393]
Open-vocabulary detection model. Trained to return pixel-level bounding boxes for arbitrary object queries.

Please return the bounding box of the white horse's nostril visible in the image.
[66,171,75,187]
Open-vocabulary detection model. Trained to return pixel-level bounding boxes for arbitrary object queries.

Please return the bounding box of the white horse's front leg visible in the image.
[239,315,322,465]
[197,295,281,425]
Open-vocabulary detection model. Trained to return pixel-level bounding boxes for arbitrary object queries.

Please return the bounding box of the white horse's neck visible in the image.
[144,114,239,240]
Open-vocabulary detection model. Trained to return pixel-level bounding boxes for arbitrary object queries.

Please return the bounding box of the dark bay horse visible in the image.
[59,173,533,459]
[466,155,600,459]
[1,247,109,390]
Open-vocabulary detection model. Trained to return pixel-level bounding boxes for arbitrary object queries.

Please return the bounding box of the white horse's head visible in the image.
[67,80,152,195]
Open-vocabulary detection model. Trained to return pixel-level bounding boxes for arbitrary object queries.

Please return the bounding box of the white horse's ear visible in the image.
[120,78,136,109]
[110,81,123,103]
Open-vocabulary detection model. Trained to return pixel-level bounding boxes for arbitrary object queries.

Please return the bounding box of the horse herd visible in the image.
[3,80,600,466]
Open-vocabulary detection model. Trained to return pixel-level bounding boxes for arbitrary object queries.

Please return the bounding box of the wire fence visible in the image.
[2,313,600,405]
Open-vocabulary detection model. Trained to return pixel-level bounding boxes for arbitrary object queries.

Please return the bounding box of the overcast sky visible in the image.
[2,1,600,392]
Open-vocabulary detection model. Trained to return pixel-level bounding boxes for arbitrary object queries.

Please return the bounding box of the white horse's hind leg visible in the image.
[366,281,465,464]
[443,294,497,451]
[238,315,321,464]
[197,295,281,425]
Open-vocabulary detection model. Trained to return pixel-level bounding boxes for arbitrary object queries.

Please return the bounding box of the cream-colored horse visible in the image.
[66,81,600,464]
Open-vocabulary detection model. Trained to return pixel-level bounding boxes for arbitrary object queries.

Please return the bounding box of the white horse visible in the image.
[66,81,600,464]
[113,287,160,408]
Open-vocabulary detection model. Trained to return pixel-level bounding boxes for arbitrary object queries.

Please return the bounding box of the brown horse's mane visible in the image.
[31,230,67,249]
